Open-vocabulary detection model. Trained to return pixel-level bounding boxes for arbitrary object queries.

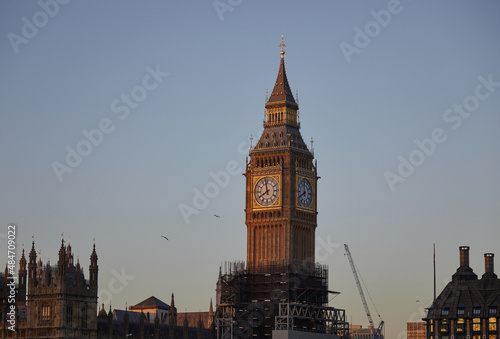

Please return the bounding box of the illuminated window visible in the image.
[440,319,449,332]
[489,335,497,339]
[489,317,497,331]
[473,318,481,332]
[41,304,51,321]
[457,318,465,332]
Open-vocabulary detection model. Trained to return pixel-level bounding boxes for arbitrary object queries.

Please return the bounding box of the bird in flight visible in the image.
[214,215,220,218]
[161,236,169,240]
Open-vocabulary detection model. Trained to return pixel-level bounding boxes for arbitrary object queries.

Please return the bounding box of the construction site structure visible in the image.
[216,261,348,337]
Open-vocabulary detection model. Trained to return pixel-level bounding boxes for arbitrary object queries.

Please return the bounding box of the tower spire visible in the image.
[266,36,297,110]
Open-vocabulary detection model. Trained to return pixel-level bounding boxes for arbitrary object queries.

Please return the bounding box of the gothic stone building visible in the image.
[0,239,98,338]
[424,246,500,339]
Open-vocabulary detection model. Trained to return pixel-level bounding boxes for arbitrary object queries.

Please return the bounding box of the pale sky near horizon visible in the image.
[1,1,500,338]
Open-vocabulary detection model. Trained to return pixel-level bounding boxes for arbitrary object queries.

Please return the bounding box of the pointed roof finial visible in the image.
[280,35,286,57]
[267,36,297,109]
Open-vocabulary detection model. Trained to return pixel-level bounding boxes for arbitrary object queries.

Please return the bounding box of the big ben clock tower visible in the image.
[245,36,317,270]
[215,38,349,338]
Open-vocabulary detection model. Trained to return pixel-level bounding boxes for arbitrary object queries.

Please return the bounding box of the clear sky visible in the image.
[1,1,499,338]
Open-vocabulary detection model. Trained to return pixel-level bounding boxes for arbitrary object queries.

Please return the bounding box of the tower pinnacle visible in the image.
[280,35,286,57]
[266,36,297,110]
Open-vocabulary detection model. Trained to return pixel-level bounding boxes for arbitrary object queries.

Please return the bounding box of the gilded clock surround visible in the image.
[252,174,281,209]
[296,176,314,210]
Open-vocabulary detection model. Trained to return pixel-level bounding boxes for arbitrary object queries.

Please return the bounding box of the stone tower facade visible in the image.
[215,39,349,338]
[245,37,317,270]
[13,239,99,338]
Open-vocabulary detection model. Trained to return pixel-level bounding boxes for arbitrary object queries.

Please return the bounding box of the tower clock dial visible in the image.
[298,178,312,208]
[254,177,279,206]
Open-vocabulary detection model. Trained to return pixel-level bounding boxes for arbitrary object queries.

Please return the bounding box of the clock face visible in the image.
[298,178,312,208]
[254,177,279,206]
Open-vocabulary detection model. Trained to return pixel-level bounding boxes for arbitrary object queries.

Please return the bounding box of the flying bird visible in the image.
[214,215,220,218]
[161,236,169,240]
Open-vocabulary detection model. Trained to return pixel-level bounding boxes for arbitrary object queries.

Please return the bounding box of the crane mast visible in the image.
[344,244,374,328]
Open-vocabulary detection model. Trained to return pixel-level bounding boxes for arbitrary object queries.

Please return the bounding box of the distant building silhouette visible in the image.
[0,238,98,338]
[350,324,375,339]
[95,293,214,338]
[423,246,500,339]
[0,239,214,338]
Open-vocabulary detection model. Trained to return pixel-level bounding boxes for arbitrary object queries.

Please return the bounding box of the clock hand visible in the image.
[264,179,270,195]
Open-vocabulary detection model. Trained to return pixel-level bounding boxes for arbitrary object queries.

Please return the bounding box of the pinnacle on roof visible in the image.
[266,35,298,109]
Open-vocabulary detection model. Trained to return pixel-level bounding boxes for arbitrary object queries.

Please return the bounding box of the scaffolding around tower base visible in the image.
[215,260,349,338]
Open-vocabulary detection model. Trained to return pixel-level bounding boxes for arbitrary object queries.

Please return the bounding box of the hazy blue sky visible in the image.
[1,1,499,338]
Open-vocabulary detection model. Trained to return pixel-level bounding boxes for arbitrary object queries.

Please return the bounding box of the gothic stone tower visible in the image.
[214,39,344,338]
[22,239,99,338]
[245,37,317,270]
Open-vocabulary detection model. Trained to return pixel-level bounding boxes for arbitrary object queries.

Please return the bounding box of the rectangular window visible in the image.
[442,309,449,315]
[473,318,481,332]
[81,307,87,329]
[42,305,51,321]
[66,304,73,327]
[458,308,465,315]
[474,308,481,315]
[489,317,497,331]
[440,320,449,332]
[490,308,497,314]
[457,319,465,332]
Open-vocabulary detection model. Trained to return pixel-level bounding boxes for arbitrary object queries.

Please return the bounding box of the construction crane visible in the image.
[344,244,384,339]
